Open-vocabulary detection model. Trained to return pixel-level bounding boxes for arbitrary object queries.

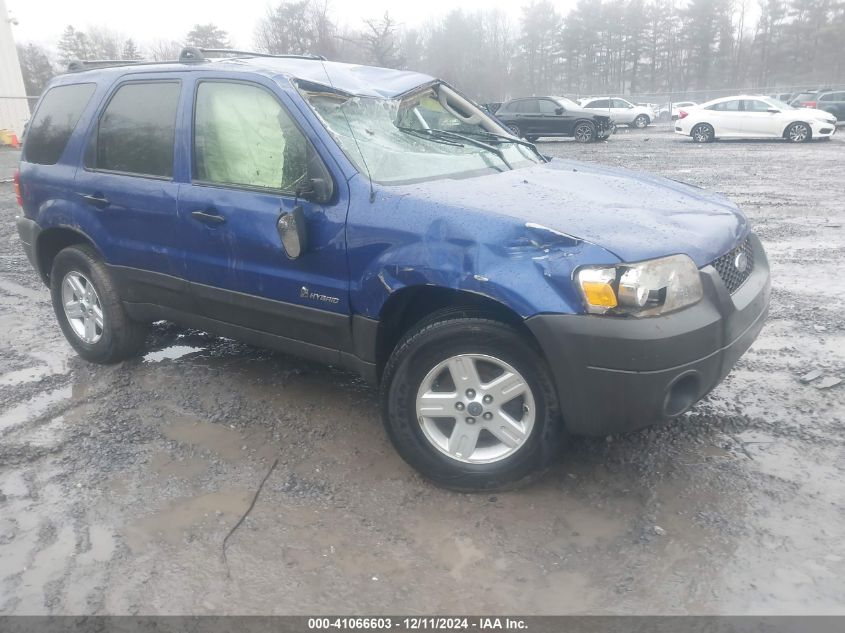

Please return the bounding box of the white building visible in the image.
[0,0,30,138]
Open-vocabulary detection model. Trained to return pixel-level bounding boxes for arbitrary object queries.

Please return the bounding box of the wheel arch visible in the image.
[374,285,541,381]
[35,227,102,285]
[782,120,812,139]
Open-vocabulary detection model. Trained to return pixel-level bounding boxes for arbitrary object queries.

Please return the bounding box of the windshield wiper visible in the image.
[396,126,512,170]
[396,126,466,147]
[451,129,548,162]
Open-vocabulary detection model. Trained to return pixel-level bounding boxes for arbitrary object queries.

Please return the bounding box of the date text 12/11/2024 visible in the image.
[307,617,528,630]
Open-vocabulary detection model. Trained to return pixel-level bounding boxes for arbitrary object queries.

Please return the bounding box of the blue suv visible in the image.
[15,49,770,490]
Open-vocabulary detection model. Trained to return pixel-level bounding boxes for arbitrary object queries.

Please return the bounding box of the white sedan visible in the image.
[579,97,654,128]
[675,95,837,143]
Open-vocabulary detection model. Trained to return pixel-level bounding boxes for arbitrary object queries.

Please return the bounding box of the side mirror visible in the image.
[554,106,565,115]
[277,205,308,259]
[295,177,332,204]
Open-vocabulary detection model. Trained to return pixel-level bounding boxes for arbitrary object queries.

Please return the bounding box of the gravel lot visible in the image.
[0,128,843,615]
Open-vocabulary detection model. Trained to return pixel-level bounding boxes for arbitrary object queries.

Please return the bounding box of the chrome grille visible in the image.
[711,237,754,294]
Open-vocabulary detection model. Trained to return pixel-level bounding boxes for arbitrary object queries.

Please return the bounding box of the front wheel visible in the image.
[573,121,596,143]
[786,122,811,143]
[381,315,562,491]
[50,244,148,363]
[691,123,715,143]
[507,124,522,138]
[633,114,650,129]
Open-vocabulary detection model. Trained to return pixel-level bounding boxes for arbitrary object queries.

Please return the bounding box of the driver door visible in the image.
[176,78,350,350]
[740,99,779,137]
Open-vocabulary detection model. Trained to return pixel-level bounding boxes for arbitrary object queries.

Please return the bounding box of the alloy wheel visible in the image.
[61,271,104,344]
[574,123,594,142]
[788,123,809,142]
[693,124,712,143]
[634,115,649,128]
[415,353,536,464]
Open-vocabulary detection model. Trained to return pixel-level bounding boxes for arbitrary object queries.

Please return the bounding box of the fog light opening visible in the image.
[664,373,701,417]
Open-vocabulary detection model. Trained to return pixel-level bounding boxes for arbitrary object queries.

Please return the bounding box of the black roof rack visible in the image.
[66,47,327,74]
[192,47,327,62]
[67,59,145,72]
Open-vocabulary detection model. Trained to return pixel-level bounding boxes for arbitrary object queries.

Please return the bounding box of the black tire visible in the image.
[633,114,650,129]
[573,121,596,143]
[691,123,715,143]
[50,244,148,363]
[380,312,562,491]
[525,135,539,142]
[785,122,811,143]
[507,124,522,138]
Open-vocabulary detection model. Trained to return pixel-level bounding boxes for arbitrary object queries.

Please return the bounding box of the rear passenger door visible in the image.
[818,92,845,121]
[75,77,188,307]
[176,78,350,351]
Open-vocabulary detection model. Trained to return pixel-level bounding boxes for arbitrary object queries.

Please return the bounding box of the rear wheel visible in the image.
[381,314,562,491]
[573,121,596,143]
[786,122,811,143]
[691,123,715,143]
[633,114,650,129]
[50,245,148,363]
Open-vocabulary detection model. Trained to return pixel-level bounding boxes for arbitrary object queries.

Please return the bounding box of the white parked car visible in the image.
[657,101,698,122]
[579,97,654,128]
[675,95,837,143]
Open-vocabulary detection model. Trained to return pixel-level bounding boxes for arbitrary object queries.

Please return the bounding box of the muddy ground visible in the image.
[0,128,843,616]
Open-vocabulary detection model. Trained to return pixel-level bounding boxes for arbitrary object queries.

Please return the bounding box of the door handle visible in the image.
[191,210,226,225]
[79,193,110,209]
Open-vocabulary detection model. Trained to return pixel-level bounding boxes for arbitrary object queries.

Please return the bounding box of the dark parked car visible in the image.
[15,50,769,490]
[814,90,845,121]
[495,96,613,142]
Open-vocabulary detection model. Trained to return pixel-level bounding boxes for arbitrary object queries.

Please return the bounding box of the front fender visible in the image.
[348,186,620,319]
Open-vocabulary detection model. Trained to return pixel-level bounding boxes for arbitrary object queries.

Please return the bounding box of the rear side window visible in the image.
[193,81,308,192]
[23,83,96,165]
[708,100,741,111]
[87,81,181,178]
[820,92,843,102]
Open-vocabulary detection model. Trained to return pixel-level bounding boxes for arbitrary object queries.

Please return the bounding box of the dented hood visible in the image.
[390,159,747,266]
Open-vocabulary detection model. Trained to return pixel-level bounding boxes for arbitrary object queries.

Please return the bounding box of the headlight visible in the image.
[576,254,703,317]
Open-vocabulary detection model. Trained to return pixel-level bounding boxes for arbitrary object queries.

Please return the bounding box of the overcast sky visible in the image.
[7,0,545,50]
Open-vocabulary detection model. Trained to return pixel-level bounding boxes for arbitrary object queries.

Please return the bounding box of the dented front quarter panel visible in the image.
[346,175,620,319]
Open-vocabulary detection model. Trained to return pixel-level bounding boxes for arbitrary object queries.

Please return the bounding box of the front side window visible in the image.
[538,100,558,114]
[300,83,542,185]
[612,99,631,109]
[744,100,772,112]
[194,82,307,191]
[24,83,96,165]
[588,99,610,109]
[89,81,180,177]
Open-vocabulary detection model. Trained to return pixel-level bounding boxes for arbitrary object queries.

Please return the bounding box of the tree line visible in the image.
[16,0,845,103]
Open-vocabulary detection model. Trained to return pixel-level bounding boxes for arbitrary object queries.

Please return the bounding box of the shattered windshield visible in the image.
[299,84,543,185]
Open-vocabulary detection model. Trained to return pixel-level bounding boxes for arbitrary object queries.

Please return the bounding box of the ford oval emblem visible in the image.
[733,251,749,274]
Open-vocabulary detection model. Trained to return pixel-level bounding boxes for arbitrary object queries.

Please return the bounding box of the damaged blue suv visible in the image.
[15,49,770,490]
